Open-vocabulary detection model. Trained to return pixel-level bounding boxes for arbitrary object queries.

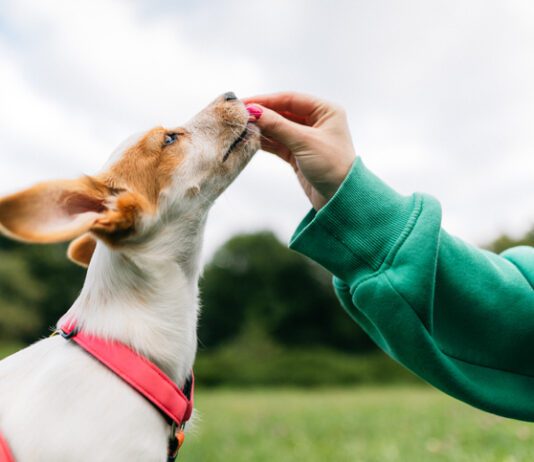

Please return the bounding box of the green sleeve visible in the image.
[289,157,534,421]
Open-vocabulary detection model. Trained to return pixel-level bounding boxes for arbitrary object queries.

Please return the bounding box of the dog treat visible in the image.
[246,104,263,122]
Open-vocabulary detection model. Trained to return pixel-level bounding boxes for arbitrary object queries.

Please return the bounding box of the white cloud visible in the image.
[0,41,107,185]
[0,0,533,258]
[3,0,266,125]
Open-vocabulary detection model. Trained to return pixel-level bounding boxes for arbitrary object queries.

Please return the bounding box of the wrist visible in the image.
[290,157,418,283]
[317,156,357,206]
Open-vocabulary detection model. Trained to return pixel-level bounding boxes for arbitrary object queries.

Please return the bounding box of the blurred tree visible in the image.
[485,226,534,254]
[0,250,43,342]
[199,231,375,353]
[1,224,532,352]
[0,236,85,342]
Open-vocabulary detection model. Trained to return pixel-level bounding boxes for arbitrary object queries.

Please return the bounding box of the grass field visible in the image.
[180,387,534,462]
[3,345,533,460]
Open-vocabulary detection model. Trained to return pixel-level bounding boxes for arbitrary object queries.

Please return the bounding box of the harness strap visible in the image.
[0,431,15,462]
[59,321,194,460]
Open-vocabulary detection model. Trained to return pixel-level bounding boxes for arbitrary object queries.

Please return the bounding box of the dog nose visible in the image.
[223,91,238,101]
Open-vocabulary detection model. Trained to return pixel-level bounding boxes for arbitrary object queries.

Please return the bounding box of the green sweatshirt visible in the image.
[289,157,534,421]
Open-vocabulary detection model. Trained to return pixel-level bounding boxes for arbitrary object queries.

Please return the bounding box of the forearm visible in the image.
[290,157,534,420]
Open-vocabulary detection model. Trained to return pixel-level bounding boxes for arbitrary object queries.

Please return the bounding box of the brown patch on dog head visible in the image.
[0,126,190,261]
[103,127,187,208]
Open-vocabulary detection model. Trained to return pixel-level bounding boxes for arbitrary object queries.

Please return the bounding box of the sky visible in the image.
[0,0,532,260]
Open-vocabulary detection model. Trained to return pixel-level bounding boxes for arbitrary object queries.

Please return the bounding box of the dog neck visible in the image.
[61,212,207,384]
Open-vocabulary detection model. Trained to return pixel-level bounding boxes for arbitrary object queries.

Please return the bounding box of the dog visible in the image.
[0,92,260,461]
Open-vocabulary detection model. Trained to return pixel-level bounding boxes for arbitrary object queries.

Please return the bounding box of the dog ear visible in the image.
[68,233,97,268]
[0,177,148,245]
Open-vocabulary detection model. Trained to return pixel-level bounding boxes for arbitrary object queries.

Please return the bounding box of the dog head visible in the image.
[0,92,260,266]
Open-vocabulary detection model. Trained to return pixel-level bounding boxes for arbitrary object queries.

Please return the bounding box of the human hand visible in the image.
[244,92,356,210]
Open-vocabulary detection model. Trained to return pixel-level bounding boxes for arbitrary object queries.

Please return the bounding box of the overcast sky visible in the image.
[0,0,532,260]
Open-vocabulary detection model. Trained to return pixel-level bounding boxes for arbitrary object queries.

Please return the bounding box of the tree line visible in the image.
[1,227,533,349]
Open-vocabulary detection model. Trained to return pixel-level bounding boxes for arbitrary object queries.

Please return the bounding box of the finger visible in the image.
[279,111,309,126]
[260,137,294,165]
[243,92,327,120]
[253,105,310,150]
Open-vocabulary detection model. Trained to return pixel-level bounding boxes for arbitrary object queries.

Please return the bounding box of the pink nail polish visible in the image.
[246,104,263,121]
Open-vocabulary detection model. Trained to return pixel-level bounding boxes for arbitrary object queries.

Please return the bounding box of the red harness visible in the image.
[0,434,13,462]
[0,321,194,462]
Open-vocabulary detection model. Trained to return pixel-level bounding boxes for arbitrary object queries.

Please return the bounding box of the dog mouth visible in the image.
[222,124,252,162]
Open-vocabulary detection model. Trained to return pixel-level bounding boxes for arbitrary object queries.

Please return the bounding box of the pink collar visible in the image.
[59,321,194,460]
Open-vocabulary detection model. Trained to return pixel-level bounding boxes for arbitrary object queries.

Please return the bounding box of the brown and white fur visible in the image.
[0,93,259,461]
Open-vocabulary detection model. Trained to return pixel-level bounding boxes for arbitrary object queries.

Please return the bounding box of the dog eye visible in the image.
[164,133,178,146]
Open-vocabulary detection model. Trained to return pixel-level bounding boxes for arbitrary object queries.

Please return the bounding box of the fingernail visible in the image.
[246,104,263,121]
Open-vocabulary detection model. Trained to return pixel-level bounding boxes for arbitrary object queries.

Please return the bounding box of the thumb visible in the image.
[249,104,309,150]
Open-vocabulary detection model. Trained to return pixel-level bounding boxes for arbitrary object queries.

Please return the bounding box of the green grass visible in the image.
[4,345,533,460]
[180,387,534,462]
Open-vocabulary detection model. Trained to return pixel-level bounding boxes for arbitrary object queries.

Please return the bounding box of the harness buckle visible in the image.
[167,421,186,461]
[60,327,79,340]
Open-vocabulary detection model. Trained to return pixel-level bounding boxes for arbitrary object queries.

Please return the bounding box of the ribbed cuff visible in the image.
[289,157,419,284]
